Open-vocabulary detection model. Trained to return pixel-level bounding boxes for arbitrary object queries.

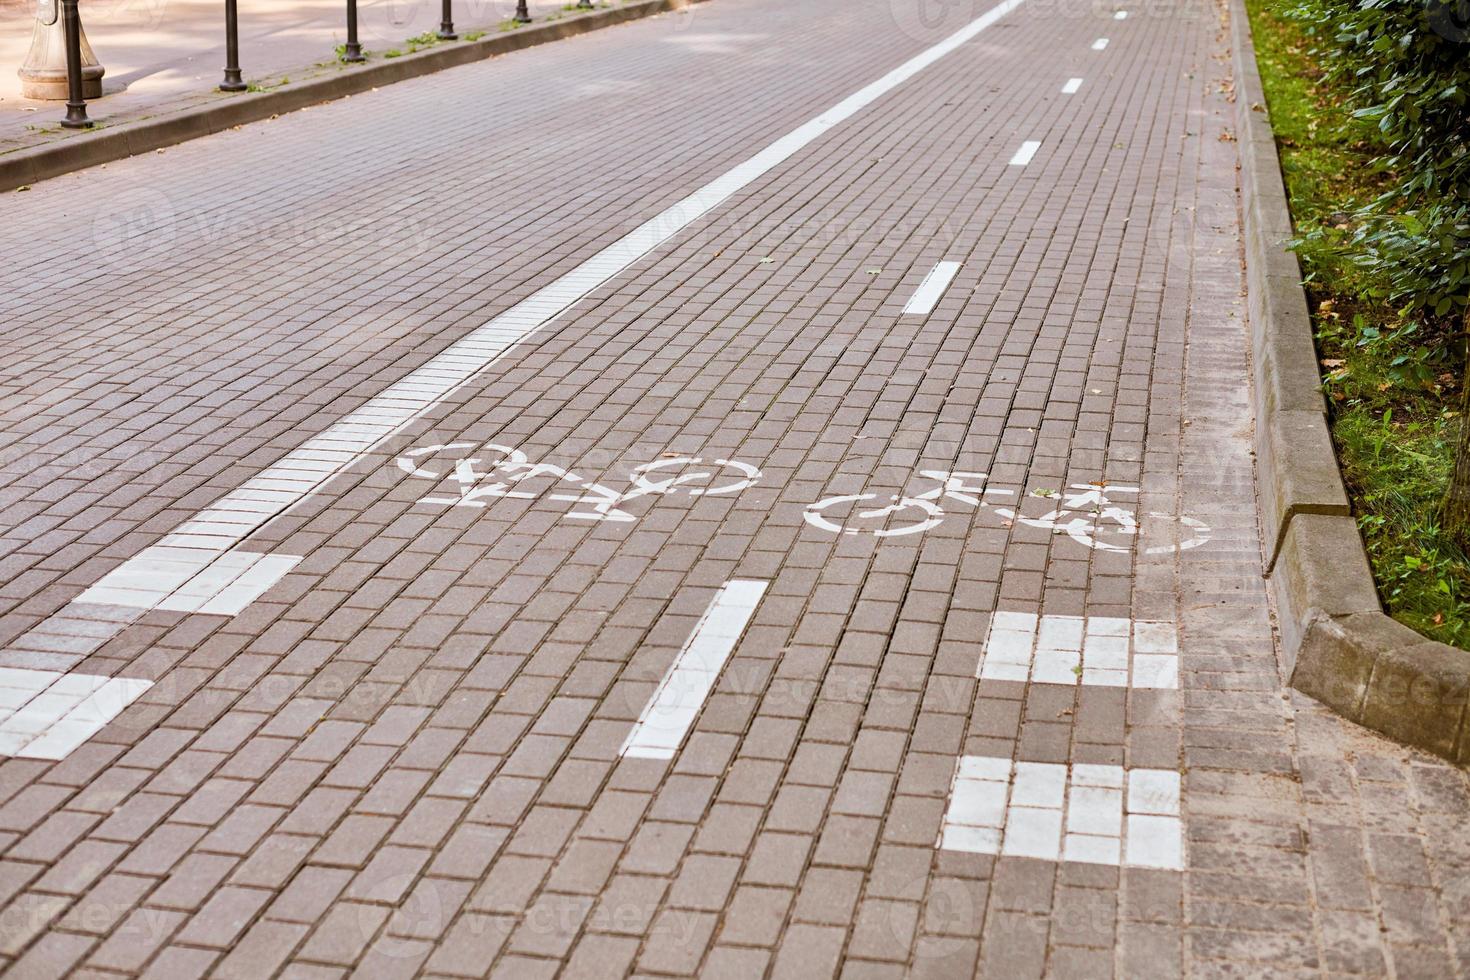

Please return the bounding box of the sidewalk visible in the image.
[0,0,578,156]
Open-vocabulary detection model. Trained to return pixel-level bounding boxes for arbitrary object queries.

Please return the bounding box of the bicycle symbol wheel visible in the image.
[630,458,761,497]
[803,494,944,538]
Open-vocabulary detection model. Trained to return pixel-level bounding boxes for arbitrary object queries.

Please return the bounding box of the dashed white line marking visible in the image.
[66,0,1033,619]
[901,260,962,315]
[78,551,302,615]
[939,757,1183,869]
[1062,77,1084,94]
[0,668,151,760]
[1009,140,1042,166]
[622,581,767,760]
[977,611,1179,688]
[1092,37,1110,49]
[1114,9,1128,18]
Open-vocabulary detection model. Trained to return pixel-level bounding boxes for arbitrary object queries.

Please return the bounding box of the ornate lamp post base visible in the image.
[18,15,104,101]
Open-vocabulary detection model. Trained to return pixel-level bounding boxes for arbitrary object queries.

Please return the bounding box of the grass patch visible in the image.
[1245,0,1470,647]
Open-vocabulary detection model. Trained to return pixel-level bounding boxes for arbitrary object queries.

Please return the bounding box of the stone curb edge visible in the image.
[0,0,701,194]
[1229,0,1469,765]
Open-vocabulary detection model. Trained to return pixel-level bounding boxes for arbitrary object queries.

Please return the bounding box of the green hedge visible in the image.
[1289,0,1469,319]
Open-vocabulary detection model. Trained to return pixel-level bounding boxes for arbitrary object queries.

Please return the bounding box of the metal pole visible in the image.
[438,0,456,38]
[344,0,365,61]
[221,0,246,91]
[514,0,530,23]
[60,0,91,129]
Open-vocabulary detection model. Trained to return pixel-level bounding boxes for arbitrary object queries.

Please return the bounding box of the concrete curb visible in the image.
[1230,0,1470,764]
[0,0,698,194]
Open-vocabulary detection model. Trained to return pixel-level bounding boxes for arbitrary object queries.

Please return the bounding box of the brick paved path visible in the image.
[2,0,1468,976]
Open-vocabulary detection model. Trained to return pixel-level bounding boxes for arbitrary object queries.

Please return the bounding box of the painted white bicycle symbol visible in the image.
[804,473,1210,554]
[396,443,761,524]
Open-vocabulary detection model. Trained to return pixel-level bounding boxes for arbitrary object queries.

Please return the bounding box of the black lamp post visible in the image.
[514,0,530,23]
[438,0,456,38]
[221,0,246,91]
[344,0,365,61]
[60,0,91,128]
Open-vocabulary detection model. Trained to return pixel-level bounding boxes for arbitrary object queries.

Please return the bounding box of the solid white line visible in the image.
[1062,77,1083,94]
[902,261,962,315]
[622,580,767,759]
[1092,38,1110,49]
[1009,141,1041,166]
[76,0,1033,613]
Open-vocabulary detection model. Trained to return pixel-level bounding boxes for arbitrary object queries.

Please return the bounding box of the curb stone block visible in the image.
[1269,514,1379,672]
[1231,0,1470,765]
[1259,410,1350,570]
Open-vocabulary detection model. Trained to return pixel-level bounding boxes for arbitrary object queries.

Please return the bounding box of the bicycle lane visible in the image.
[2,0,1469,978]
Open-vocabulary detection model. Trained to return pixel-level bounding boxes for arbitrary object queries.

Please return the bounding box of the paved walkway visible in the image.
[2,0,1469,976]
[0,0,579,155]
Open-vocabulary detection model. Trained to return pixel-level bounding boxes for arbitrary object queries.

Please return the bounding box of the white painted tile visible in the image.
[622,581,768,759]
[1132,654,1179,689]
[0,688,38,710]
[1067,784,1122,836]
[950,777,1010,828]
[1030,649,1080,685]
[986,630,1036,664]
[0,667,59,691]
[902,261,962,315]
[1011,762,1066,808]
[980,661,1031,682]
[1125,814,1183,869]
[1128,770,1181,816]
[1082,667,1128,687]
[1037,615,1083,651]
[1062,77,1084,94]
[1114,9,1128,17]
[1087,616,1131,637]
[940,823,1003,853]
[1002,807,1063,860]
[1092,37,1110,49]
[1009,140,1042,166]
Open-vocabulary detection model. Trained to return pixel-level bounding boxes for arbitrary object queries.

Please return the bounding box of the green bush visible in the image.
[1289,0,1469,317]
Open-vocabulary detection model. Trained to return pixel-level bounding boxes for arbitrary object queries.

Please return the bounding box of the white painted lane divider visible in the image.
[939,756,1183,869]
[64,0,1033,622]
[1114,9,1128,18]
[622,581,767,760]
[901,260,962,315]
[978,611,1179,688]
[0,668,151,760]
[1062,77,1084,94]
[1092,37,1110,49]
[1008,140,1041,166]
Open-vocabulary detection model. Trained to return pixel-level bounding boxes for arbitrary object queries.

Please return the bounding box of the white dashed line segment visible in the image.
[1092,37,1110,49]
[1009,140,1041,166]
[901,260,962,315]
[977,611,1180,688]
[622,580,767,760]
[1062,77,1083,94]
[939,757,1184,869]
[0,668,151,760]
